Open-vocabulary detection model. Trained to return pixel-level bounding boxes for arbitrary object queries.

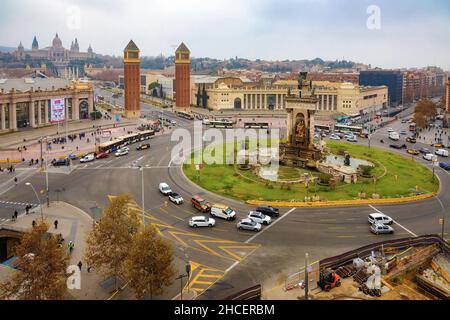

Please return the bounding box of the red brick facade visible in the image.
[175,63,190,109]
[124,62,140,113]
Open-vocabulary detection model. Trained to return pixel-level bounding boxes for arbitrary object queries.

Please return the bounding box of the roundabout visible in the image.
[183,141,439,203]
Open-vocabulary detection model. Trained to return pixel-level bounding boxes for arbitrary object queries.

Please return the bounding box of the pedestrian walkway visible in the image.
[0,201,113,300]
[0,117,135,149]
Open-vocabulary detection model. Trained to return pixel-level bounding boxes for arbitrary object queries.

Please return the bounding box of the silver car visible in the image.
[370,223,394,235]
[237,219,262,232]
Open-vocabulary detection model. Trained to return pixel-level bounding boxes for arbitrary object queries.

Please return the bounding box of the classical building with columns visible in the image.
[0,78,94,132]
[192,77,387,116]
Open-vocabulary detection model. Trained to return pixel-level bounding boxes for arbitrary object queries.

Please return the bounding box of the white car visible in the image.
[115,149,129,157]
[211,205,236,221]
[169,192,184,205]
[189,216,215,228]
[80,154,95,163]
[159,183,172,196]
[202,119,211,125]
[387,128,394,133]
[329,134,341,140]
[423,153,436,161]
[435,149,449,157]
[368,213,393,225]
[248,211,272,225]
[237,219,262,232]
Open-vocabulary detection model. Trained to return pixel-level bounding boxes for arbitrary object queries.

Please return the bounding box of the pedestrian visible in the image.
[87,266,92,273]
[77,261,83,271]
[54,220,59,230]
[25,205,30,215]
[32,220,36,227]
[68,241,74,253]
[13,177,17,186]
[14,210,18,221]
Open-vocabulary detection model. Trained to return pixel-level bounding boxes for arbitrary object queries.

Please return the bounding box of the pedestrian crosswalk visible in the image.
[0,200,38,209]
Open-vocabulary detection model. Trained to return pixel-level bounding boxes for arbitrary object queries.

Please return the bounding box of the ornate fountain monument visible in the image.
[280,72,324,168]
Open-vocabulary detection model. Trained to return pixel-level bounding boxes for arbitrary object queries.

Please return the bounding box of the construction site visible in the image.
[283,235,450,300]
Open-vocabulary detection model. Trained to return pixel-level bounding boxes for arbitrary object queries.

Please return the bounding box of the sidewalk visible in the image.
[0,117,135,150]
[1,201,112,300]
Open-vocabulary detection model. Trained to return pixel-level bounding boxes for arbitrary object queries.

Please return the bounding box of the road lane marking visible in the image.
[245,207,297,244]
[369,205,418,237]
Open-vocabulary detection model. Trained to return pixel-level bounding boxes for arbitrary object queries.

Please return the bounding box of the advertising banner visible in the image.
[50,98,65,123]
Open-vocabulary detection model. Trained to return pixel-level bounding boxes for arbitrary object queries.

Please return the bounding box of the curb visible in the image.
[246,192,437,208]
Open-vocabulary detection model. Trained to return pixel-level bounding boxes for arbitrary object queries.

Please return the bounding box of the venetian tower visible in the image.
[175,42,191,112]
[123,40,141,119]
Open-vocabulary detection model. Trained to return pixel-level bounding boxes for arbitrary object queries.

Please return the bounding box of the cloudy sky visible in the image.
[1,0,449,70]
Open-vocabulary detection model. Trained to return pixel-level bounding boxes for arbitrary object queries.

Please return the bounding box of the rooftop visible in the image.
[0,78,86,93]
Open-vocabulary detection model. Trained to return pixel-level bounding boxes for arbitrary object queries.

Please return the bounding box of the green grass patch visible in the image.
[183,141,439,202]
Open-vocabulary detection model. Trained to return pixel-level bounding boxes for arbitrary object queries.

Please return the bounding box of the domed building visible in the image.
[14,33,96,63]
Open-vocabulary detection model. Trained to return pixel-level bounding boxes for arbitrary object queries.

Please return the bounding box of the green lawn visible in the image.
[183,141,439,202]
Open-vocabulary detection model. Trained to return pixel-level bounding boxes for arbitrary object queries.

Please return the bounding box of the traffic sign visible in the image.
[439,218,445,225]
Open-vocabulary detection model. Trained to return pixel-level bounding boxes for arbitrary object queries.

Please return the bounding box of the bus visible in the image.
[209,120,234,129]
[315,124,332,133]
[244,122,269,129]
[96,130,155,154]
[334,124,363,135]
[176,111,195,120]
[336,116,351,124]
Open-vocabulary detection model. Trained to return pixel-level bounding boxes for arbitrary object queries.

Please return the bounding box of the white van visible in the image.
[435,149,449,157]
[210,204,236,221]
[388,132,400,141]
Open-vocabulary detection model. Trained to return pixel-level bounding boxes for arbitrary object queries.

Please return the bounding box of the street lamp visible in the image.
[25,182,43,220]
[139,166,145,225]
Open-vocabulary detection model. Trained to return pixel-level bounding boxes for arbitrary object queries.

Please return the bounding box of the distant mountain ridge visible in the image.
[0,46,16,53]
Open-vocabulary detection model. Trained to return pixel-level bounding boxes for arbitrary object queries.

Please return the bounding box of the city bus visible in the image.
[334,124,363,135]
[96,130,155,154]
[315,124,332,133]
[244,122,269,129]
[336,116,351,124]
[209,120,234,129]
[176,111,195,120]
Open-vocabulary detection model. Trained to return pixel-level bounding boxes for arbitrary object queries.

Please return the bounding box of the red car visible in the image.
[96,152,109,160]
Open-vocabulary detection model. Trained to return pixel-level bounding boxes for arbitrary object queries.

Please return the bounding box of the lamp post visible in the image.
[25,182,43,220]
[139,166,145,225]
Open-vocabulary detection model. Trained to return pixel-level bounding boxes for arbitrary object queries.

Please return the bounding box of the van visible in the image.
[210,204,236,221]
[388,132,400,141]
[435,149,449,157]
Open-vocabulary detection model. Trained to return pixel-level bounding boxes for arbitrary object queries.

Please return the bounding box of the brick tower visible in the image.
[123,40,141,119]
[175,42,191,112]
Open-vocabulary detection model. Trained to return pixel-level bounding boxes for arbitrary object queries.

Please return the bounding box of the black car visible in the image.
[52,158,70,167]
[256,206,279,218]
[389,144,407,150]
[419,148,431,155]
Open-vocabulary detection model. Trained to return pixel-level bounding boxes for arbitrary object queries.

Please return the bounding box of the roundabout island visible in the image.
[183,140,439,204]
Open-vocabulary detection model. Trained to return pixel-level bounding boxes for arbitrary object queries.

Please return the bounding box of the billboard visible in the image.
[50,98,65,123]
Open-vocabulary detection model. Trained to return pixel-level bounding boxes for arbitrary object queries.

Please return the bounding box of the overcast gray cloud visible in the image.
[0,0,449,70]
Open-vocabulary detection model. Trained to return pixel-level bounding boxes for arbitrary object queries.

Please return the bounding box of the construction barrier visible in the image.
[284,235,449,292]
[224,285,262,300]
[247,192,436,208]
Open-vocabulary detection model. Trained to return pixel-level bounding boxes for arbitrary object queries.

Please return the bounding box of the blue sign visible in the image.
[115,114,121,122]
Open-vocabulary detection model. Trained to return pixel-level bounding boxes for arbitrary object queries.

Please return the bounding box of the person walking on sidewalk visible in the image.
[77,261,83,271]
[13,210,18,221]
[54,220,59,230]
[14,177,18,186]
[68,241,74,254]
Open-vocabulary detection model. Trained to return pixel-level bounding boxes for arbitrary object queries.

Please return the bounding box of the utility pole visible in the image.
[140,167,145,225]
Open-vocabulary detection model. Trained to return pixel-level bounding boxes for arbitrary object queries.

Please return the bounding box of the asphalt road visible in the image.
[1,90,449,300]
